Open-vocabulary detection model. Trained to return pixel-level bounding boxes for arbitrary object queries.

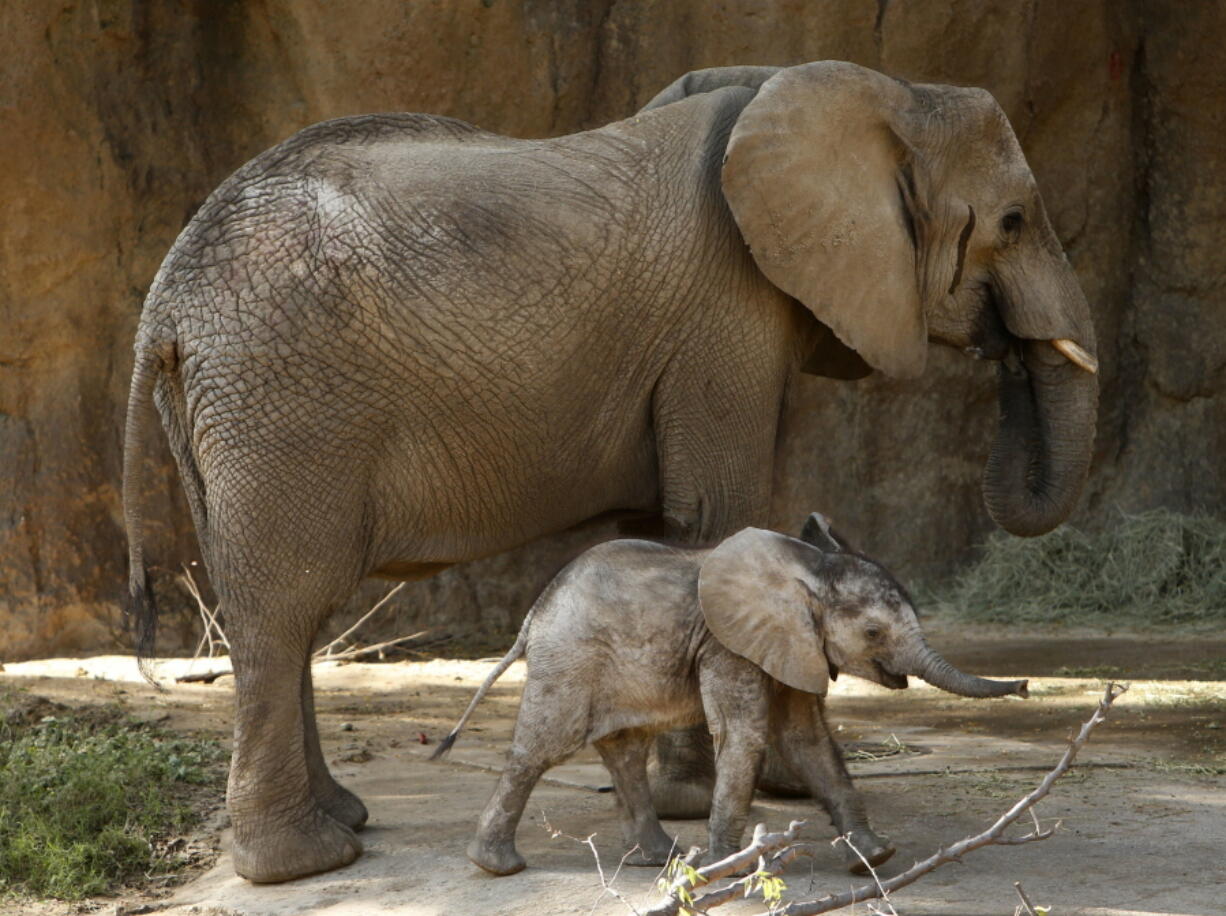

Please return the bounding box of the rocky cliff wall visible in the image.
[1,1,1222,659]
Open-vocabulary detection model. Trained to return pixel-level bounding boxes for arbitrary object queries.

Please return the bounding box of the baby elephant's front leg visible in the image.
[701,663,771,863]
[706,727,767,862]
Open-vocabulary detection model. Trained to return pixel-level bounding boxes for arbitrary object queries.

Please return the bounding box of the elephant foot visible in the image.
[839,828,895,875]
[624,846,674,868]
[648,774,714,819]
[232,807,362,884]
[649,725,716,819]
[624,830,679,868]
[756,748,809,799]
[467,836,526,876]
[316,781,369,832]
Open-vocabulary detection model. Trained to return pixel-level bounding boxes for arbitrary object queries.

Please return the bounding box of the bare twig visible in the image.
[644,820,807,916]
[180,565,229,660]
[315,629,445,663]
[174,630,447,683]
[641,683,1127,915]
[540,813,648,916]
[1013,881,1039,916]
[777,683,1127,915]
[314,582,407,658]
[834,836,897,916]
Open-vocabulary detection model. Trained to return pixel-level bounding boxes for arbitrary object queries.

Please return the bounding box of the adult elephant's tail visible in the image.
[123,342,170,685]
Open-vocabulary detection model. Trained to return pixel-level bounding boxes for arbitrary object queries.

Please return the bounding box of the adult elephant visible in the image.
[123,61,1097,883]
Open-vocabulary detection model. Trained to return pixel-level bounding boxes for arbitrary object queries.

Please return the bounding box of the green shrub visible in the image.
[928,509,1226,628]
[0,697,225,900]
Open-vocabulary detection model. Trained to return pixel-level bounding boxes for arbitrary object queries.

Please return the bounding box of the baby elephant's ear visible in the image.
[800,513,850,553]
[697,528,829,695]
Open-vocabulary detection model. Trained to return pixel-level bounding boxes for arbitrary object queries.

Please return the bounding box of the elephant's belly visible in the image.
[367,419,661,566]
[368,560,454,581]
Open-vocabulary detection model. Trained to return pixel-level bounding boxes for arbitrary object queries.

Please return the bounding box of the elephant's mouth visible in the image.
[873,660,908,690]
[963,285,1013,361]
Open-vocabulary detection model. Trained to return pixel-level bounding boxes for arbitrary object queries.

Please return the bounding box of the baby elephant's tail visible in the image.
[431,609,533,760]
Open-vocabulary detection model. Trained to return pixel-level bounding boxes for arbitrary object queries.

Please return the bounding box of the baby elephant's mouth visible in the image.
[873,660,909,690]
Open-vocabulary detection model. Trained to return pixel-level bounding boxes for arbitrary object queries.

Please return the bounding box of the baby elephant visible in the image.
[435,514,1027,876]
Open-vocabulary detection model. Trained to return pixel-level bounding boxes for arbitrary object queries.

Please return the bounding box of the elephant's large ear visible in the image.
[640,66,783,111]
[722,61,928,379]
[698,528,829,695]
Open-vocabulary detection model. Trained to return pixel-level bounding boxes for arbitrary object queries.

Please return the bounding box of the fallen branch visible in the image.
[316,629,449,663]
[174,667,231,684]
[644,821,808,916]
[1013,880,1042,916]
[645,682,1128,915]
[780,682,1126,914]
[175,630,452,683]
[541,814,654,916]
[172,581,421,683]
[853,761,1128,780]
[314,582,407,658]
[181,565,229,660]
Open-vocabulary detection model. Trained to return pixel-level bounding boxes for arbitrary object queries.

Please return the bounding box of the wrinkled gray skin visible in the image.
[438,514,1027,876]
[123,61,1095,882]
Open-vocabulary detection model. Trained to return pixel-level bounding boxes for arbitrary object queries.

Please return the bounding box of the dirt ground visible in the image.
[2,626,1224,916]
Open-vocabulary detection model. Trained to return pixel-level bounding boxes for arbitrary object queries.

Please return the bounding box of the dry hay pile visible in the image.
[930,509,1226,628]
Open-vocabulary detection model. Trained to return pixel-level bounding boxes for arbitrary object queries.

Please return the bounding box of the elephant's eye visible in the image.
[864,625,883,641]
[1000,209,1024,239]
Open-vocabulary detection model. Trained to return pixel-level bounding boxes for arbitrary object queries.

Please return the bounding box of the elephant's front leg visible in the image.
[649,326,787,544]
[773,688,894,874]
[705,730,766,863]
[699,663,770,863]
[649,349,786,817]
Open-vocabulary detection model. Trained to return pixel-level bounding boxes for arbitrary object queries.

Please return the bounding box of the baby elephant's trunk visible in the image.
[907,642,1029,699]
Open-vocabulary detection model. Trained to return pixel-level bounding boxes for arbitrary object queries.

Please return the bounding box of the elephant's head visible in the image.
[649,62,1099,537]
[696,515,1029,699]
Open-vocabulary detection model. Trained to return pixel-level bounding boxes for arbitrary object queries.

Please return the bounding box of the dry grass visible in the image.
[927,509,1226,629]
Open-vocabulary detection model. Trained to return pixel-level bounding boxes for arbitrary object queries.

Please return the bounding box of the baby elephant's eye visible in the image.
[864,626,883,641]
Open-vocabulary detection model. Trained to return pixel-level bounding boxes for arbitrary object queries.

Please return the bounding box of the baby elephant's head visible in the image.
[696,514,1028,700]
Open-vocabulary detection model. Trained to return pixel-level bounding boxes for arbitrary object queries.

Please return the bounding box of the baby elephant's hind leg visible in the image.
[595,731,679,866]
[774,689,894,874]
[468,682,587,876]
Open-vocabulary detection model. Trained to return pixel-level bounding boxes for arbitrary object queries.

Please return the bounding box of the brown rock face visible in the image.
[1,2,1222,658]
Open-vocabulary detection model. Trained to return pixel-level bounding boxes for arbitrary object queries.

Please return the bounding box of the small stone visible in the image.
[340,722,355,732]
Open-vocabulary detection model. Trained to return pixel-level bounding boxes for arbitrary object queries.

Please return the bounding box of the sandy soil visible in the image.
[2,630,1224,916]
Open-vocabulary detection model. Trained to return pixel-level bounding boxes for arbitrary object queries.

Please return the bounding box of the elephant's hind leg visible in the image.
[301,665,368,830]
[595,731,678,866]
[226,617,362,883]
[773,690,893,874]
[213,486,369,884]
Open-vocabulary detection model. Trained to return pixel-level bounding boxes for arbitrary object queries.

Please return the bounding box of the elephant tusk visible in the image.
[1051,338,1098,375]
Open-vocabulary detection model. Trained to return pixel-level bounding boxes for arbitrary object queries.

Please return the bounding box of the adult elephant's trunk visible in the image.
[905,640,1029,699]
[982,253,1099,537]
